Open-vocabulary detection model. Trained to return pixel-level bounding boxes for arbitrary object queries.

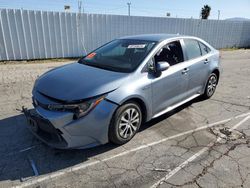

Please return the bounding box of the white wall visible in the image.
[0,9,250,61]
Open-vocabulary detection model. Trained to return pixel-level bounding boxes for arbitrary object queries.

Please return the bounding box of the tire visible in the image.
[202,73,218,99]
[109,102,142,145]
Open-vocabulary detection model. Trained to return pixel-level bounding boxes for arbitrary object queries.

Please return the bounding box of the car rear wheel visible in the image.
[202,73,218,99]
[109,102,142,145]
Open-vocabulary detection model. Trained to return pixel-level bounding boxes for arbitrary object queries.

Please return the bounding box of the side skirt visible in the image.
[152,94,201,119]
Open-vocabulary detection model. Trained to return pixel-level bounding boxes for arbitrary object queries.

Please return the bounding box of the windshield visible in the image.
[79,39,156,73]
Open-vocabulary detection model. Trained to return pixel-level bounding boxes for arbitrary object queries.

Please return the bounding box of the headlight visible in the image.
[47,96,104,119]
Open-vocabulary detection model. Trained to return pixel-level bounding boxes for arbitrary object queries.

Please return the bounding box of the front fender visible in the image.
[105,73,153,122]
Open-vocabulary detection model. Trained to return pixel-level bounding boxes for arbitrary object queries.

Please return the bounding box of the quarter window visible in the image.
[184,39,201,60]
[199,42,211,55]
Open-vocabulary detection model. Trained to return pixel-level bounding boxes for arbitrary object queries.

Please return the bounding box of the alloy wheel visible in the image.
[118,108,140,139]
[207,75,217,97]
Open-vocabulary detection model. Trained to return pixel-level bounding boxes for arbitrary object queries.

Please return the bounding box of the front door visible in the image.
[151,40,189,116]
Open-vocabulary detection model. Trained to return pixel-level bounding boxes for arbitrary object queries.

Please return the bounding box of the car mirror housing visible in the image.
[156,61,170,72]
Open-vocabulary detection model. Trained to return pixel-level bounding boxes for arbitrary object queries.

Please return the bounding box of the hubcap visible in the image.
[118,108,140,139]
[207,75,217,96]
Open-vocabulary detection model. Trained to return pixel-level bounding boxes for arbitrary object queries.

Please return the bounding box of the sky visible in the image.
[0,0,249,20]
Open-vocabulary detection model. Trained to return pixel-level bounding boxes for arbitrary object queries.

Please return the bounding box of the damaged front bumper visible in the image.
[23,99,118,149]
[23,107,68,148]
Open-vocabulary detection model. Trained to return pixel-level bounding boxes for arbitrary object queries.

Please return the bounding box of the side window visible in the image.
[154,40,184,66]
[184,39,201,60]
[199,42,211,56]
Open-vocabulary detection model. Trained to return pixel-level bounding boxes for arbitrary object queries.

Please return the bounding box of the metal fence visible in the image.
[0,8,250,61]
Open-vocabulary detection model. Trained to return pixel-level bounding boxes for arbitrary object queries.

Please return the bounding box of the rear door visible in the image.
[183,39,211,97]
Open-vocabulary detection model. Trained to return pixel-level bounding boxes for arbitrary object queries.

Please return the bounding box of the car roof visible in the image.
[119,34,187,42]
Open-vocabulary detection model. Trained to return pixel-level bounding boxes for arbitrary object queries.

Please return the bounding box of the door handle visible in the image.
[204,59,209,64]
[182,68,189,74]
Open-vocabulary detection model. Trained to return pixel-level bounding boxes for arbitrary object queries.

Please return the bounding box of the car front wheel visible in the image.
[203,73,218,99]
[109,102,142,145]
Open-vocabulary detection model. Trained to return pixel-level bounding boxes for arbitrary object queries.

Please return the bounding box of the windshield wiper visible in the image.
[80,61,128,73]
[86,62,111,70]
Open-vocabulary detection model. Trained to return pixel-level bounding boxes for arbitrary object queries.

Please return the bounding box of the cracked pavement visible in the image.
[0,50,250,188]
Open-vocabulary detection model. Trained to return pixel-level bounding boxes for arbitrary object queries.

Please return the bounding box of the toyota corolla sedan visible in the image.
[23,34,220,149]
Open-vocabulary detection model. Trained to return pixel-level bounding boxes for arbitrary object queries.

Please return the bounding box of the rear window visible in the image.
[184,39,201,60]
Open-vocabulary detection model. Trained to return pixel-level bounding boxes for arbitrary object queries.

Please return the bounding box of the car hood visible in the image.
[34,62,129,102]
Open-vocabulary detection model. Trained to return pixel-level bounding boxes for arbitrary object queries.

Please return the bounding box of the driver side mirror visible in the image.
[156,61,170,72]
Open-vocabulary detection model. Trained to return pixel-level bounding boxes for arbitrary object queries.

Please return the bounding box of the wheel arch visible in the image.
[120,97,148,123]
[211,68,220,82]
[107,97,149,144]
[201,68,220,96]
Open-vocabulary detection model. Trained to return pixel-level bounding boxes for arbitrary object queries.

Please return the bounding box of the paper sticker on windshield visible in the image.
[86,52,96,59]
[127,44,146,49]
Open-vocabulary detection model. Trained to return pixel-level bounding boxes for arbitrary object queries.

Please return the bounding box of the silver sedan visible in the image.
[23,34,221,149]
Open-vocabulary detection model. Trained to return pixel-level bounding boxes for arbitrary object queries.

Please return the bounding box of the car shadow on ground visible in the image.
[140,97,205,132]
[0,97,204,182]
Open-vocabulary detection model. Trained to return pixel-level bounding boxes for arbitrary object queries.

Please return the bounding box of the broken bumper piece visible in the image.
[23,107,68,149]
[22,99,117,149]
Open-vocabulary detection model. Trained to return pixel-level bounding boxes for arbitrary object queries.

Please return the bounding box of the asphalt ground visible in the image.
[0,50,250,188]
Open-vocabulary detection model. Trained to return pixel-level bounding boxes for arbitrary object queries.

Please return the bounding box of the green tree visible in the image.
[200,5,211,19]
